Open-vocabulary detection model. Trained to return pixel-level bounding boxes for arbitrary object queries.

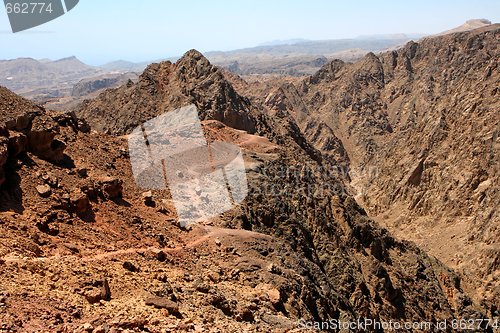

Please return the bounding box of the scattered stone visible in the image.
[98,176,123,199]
[64,243,80,253]
[209,292,234,316]
[77,167,88,178]
[142,191,154,206]
[92,325,106,333]
[236,306,255,322]
[81,184,97,201]
[84,288,102,304]
[82,323,94,332]
[36,184,52,198]
[157,199,170,214]
[195,186,202,195]
[193,280,210,293]
[70,189,90,213]
[84,279,110,303]
[155,250,167,262]
[123,261,138,272]
[155,272,169,282]
[267,263,282,275]
[207,270,220,283]
[144,296,181,317]
[267,288,281,306]
[214,238,222,246]
[101,278,111,301]
[41,172,58,187]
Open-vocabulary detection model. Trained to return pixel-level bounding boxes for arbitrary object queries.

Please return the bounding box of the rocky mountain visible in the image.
[99,35,422,76]
[264,23,499,314]
[0,43,494,331]
[0,56,103,100]
[0,57,139,112]
[77,50,259,136]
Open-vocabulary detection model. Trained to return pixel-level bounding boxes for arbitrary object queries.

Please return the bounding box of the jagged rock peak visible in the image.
[174,49,215,77]
[178,49,208,63]
[139,49,217,85]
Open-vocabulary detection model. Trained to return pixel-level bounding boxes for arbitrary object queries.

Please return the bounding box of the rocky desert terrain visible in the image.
[0,23,498,333]
[261,23,499,314]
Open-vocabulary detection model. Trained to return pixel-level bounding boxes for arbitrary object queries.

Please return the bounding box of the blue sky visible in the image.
[1,0,499,65]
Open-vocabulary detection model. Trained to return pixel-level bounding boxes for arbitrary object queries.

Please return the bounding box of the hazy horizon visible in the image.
[1,0,499,65]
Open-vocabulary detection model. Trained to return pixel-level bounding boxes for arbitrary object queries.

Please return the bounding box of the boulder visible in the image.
[27,114,66,163]
[36,184,52,198]
[144,296,180,317]
[98,177,123,199]
[142,191,154,206]
[7,131,27,157]
[70,189,90,213]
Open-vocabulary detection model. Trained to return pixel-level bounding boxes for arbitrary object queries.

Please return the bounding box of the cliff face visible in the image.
[265,25,499,311]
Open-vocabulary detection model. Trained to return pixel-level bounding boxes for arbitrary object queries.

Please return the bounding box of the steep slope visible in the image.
[265,24,499,312]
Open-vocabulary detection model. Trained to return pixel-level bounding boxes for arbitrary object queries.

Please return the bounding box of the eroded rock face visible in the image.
[0,86,67,166]
[265,24,500,310]
[7,131,27,157]
[28,114,66,163]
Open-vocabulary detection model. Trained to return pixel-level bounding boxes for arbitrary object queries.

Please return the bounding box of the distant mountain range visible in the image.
[0,19,494,103]
[100,34,427,75]
[0,56,100,95]
[0,56,137,105]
